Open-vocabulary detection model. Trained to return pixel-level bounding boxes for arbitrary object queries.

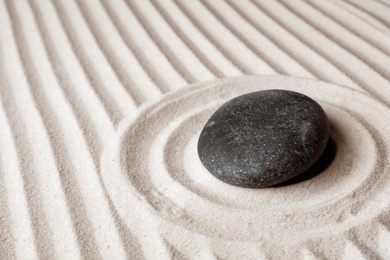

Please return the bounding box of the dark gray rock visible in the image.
[197,89,329,188]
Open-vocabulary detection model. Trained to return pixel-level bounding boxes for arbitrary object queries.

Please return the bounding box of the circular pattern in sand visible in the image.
[101,75,390,256]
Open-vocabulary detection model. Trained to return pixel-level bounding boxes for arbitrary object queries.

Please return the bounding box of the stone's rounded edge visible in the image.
[197,89,331,188]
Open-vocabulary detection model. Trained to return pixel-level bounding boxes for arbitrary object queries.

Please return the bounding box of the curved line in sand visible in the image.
[102,75,390,257]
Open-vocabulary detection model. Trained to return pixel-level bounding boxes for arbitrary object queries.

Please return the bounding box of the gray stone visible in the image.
[197,90,330,188]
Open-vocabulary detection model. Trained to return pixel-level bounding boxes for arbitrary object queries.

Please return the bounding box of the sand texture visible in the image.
[1,0,390,259]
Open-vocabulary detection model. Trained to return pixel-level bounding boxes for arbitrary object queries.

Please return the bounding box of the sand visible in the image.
[1,0,390,259]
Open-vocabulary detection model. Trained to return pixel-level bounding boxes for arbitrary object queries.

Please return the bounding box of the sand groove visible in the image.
[226,0,343,83]
[74,0,150,105]
[260,0,390,105]
[100,0,173,93]
[306,0,390,57]
[330,0,390,35]
[0,59,50,260]
[51,0,136,120]
[344,0,390,28]
[249,0,366,91]
[124,0,201,84]
[5,1,132,258]
[173,0,275,75]
[234,1,364,91]
[280,0,390,82]
[28,0,105,164]
[150,0,225,78]
[4,0,84,257]
[199,0,314,77]
[1,0,390,258]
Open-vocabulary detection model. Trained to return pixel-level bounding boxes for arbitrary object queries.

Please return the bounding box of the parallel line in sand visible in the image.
[77,0,165,100]
[100,0,188,91]
[73,0,147,106]
[250,0,367,87]
[234,0,370,89]
[6,1,101,258]
[375,0,390,8]
[150,0,225,78]
[123,0,197,84]
[343,0,390,29]
[198,0,297,76]
[50,0,128,123]
[146,0,217,82]
[3,1,80,258]
[25,0,115,138]
[131,0,216,82]
[100,0,172,93]
[282,0,390,82]
[30,2,150,257]
[337,0,390,32]
[33,0,146,256]
[19,1,132,258]
[0,72,37,259]
[172,0,255,75]
[0,66,51,260]
[29,0,103,164]
[225,0,356,86]
[329,0,390,36]
[252,0,390,105]
[154,0,242,78]
[306,0,390,57]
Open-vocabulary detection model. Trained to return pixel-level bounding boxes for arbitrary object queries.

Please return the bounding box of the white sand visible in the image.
[1,0,390,259]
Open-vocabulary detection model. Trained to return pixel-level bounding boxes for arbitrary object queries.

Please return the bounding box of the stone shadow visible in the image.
[274,136,337,187]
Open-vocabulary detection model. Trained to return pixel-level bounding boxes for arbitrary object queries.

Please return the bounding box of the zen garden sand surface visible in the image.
[1,0,390,259]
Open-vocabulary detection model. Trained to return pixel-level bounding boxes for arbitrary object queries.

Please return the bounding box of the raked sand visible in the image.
[1,0,390,259]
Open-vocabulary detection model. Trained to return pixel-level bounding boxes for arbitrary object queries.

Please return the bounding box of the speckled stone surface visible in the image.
[197,89,330,188]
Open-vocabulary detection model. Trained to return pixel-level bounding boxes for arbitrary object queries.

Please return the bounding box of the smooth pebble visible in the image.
[197,89,330,188]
